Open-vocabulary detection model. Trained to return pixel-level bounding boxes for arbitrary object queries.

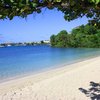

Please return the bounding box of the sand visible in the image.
[0,56,100,100]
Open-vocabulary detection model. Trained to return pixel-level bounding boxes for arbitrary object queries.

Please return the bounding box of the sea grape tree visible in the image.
[0,0,100,21]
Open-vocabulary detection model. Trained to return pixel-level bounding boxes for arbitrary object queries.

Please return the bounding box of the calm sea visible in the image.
[0,45,100,82]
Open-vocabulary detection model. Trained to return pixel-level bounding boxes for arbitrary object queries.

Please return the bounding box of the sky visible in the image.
[0,8,89,43]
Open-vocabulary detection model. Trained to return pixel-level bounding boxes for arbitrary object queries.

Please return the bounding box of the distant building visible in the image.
[35,41,41,44]
[43,40,50,44]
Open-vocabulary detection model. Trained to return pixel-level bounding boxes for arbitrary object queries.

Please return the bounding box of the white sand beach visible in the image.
[0,56,100,100]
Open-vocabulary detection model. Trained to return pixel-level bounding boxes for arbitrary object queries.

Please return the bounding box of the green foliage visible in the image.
[40,40,44,44]
[72,24,97,35]
[55,30,68,47]
[50,30,69,47]
[0,0,99,22]
[90,0,100,4]
[50,24,100,48]
[50,34,56,46]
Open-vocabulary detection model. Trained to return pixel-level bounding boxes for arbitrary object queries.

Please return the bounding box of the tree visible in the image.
[50,34,56,47]
[40,40,44,44]
[84,24,97,35]
[0,0,99,23]
[55,30,68,47]
[50,30,69,47]
[50,24,100,48]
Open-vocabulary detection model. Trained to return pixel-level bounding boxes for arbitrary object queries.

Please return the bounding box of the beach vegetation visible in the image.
[0,0,99,27]
[50,24,100,48]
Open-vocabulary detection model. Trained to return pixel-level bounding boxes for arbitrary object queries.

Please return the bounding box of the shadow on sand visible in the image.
[79,81,100,100]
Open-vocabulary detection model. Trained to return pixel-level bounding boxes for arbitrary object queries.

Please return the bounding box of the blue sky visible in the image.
[0,8,89,43]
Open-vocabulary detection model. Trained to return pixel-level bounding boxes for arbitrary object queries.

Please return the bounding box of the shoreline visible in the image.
[0,56,100,99]
[0,55,100,85]
[0,54,100,84]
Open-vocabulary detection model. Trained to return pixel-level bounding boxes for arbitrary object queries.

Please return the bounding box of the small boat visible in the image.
[7,44,11,47]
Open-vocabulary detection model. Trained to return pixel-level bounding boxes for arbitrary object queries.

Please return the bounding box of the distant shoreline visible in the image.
[0,40,50,48]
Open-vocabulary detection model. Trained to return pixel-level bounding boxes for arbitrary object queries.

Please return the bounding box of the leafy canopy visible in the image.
[50,24,100,48]
[0,0,100,21]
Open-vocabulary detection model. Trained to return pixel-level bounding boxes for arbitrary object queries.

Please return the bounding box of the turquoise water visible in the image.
[0,45,100,82]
